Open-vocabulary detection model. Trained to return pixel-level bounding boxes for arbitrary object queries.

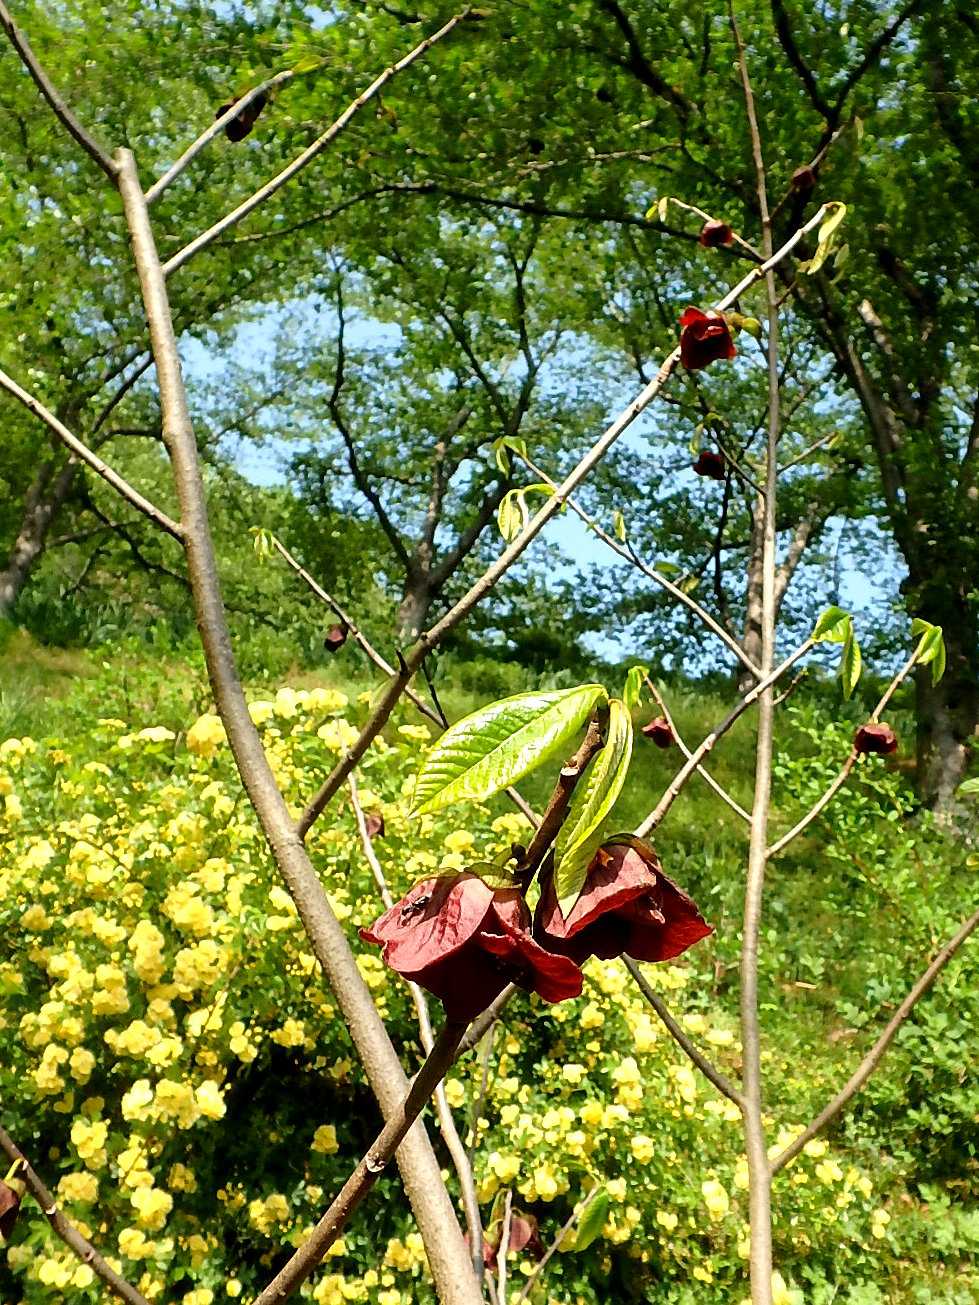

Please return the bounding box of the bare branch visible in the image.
[295,208,833,840]
[623,958,745,1108]
[766,645,920,859]
[0,1,117,179]
[0,366,183,541]
[643,676,751,823]
[771,906,979,1176]
[512,1185,600,1305]
[252,1020,470,1304]
[0,1126,149,1305]
[162,11,475,276]
[348,774,485,1282]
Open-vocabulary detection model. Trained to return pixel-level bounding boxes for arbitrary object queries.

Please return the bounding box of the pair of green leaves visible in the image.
[799,201,847,276]
[811,605,862,699]
[411,676,642,914]
[497,483,555,543]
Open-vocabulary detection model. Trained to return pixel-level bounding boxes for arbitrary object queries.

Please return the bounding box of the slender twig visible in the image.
[146,67,310,204]
[272,534,540,829]
[643,676,751,823]
[634,640,813,838]
[457,987,517,1057]
[0,367,183,540]
[731,10,779,1299]
[251,1021,469,1305]
[512,1185,600,1305]
[496,1188,513,1305]
[623,959,744,1108]
[770,906,979,1175]
[115,150,481,1305]
[162,11,474,275]
[0,1,117,178]
[777,428,839,475]
[0,1127,148,1305]
[772,668,807,707]
[348,774,486,1283]
[766,645,919,859]
[660,194,761,260]
[466,1024,497,1160]
[714,431,765,496]
[295,207,831,842]
[521,453,760,680]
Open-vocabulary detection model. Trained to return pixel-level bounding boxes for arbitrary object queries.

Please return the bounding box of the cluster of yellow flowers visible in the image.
[1,687,894,1304]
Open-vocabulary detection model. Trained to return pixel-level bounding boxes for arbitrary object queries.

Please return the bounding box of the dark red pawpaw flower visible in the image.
[791,165,816,192]
[535,839,711,966]
[679,307,737,371]
[699,220,734,248]
[365,811,385,840]
[854,723,898,755]
[481,1212,545,1270]
[324,622,348,654]
[361,873,583,1021]
[215,90,268,142]
[0,1179,22,1241]
[641,716,674,749]
[693,449,726,480]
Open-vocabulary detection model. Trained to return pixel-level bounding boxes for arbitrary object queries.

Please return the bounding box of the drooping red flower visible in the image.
[361,873,583,1021]
[693,449,726,480]
[481,1212,545,1270]
[324,622,348,654]
[215,90,268,142]
[0,1179,21,1241]
[791,165,816,192]
[679,307,737,371]
[699,220,734,248]
[365,811,385,840]
[535,839,712,966]
[641,716,674,749]
[854,723,898,755]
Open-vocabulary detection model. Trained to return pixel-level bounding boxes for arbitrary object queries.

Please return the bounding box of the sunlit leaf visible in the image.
[612,509,627,542]
[554,698,633,916]
[573,1189,609,1252]
[812,605,850,643]
[411,684,607,815]
[841,626,862,700]
[622,665,647,711]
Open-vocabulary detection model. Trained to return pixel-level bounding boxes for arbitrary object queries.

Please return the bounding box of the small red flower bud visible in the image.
[215,90,268,142]
[324,623,348,654]
[699,219,734,248]
[854,723,898,755]
[365,811,385,840]
[679,307,737,371]
[693,449,726,480]
[791,165,816,191]
[641,716,674,748]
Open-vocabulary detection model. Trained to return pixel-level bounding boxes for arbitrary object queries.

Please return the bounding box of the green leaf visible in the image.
[801,201,847,276]
[465,861,520,890]
[493,438,510,475]
[291,53,327,74]
[812,605,850,643]
[573,1189,610,1252]
[622,665,647,711]
[612,509,627,542]
[957,778,979,796]
[841,626,862,700]
[655,560,682,576]
[554,698,633,916]
[912,620,947,685]
[497,489,527,542]
[645,195,670,223]
[411,684,607,816]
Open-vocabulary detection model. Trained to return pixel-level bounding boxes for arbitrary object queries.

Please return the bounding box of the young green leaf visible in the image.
[812,605,850,643]
[800,201,847,276]
[612,508,627,542]
[411,684,607,816]
[622,665,648,711]
[554,699,633,916]
[493,438,510,475]
[841,625,862,699]
[573,1189,610,1252]
[497,489,527,543]
[958,778,979,797]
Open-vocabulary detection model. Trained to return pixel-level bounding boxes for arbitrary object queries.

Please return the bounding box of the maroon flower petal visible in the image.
[641,717,675,748]
[360,874,493,972]
[693,450,726,480]
[0,1180,21,1240]
[699,220,734,248]
[854,723,898,755]
[679,308,737,371]
[481,918,584,1004]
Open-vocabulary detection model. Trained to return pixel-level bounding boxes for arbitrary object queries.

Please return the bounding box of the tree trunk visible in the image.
[910,586,979,810]
[397,578,433,643]
[0,458,77,619]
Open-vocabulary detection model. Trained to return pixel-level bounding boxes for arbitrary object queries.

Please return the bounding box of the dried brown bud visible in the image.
[365,812,385,840]
[791,165,817,192]
[215,90,268,142]
[324,623,348,654]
